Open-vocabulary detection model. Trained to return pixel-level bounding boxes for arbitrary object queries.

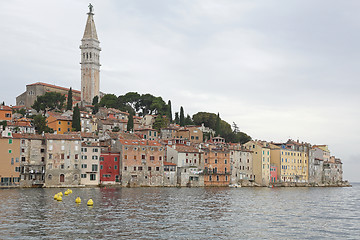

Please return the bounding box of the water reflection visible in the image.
[0,185,359,239]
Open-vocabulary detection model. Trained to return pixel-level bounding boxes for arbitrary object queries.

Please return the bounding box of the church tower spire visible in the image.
[80,3,101,105]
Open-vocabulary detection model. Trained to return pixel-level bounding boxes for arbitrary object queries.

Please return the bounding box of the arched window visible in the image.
[89,52,92,58]
[48,174,52,180]
[86,53,88,59]
[60,174,65,183]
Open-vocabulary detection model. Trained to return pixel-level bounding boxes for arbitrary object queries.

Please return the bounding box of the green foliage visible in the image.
[174,112,179,124]
[13,108,26,116]
[112,126,120,132]
[66,87,73,110]
[192,112,218,130]
[153,115,169,132]
[92,96,99,105]
[180,106,185,126]
[192,112,251,143]
[0,120,7,128]
[32,92,66,113]
[32,114,53,134]
[127,112,134,132]
[72,105,81,131]
[185,114,193,125]
[215,113,221,136]
[99,94,118,108]
[167,100,172,122]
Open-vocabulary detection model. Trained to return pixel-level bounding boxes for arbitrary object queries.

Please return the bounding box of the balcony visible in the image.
[201,169,231,175]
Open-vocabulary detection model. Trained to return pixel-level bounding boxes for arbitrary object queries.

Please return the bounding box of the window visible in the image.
[93,148,98,152]
[124,155,127,160]
[124,166,127,171]
[61,164,64,169]
[100,157,104,161]
[156,167,160,171]
[74,164,78,169]
[48,174,52,180]
[100,165,103,170]
[81,174,87,178]
[8,139,12,144]
[92,156,98,160]
[133,155,137,160]
[61,154,64,160]
[138,166,143,171]
[142,155,145,160]
[8,150,12,154]
[48,163,52,169]
[75,154,78,160]
[90,174,96,181]
[148,167,152,171]
[114,165,117,170]
[92,164,98,172]
[215,159,218,164]
[150,156,155,161]
[15,158,19,163]
[134,166,137,171]
[217,176,219,181]
[81,164,87,168]
[60,174,65,182]
[225,159,227,164]
[159,156,162,161]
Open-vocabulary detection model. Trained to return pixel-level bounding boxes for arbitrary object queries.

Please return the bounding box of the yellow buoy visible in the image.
[58,192,63,196]
[54,194,58,200]
[75,197,81,204]
[57,195,62,201]
[69,189,73,194]
[87,199,93,206]
[64,191,69,196]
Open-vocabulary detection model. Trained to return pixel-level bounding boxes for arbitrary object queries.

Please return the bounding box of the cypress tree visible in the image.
[127,112,134,132]
[67,87,73,110]
[167,100,173,123]
[180,106,185,126]
[174,112,180,124]
[72,104,81,131]
[215,112,221,136]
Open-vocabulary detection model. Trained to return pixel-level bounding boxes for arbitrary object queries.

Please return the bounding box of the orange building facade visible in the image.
[203,146,231,186]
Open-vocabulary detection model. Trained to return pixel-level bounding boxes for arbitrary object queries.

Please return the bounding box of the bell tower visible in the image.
[80,3,101,105]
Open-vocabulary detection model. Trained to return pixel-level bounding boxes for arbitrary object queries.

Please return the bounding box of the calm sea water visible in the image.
[0,184,359,239]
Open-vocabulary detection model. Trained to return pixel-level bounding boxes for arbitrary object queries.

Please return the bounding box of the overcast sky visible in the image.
[1,0,359,182]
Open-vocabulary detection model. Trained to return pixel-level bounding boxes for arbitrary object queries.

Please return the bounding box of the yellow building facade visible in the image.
[270,141,309,183]
[244,140,271,186]
[0,132,21,185]
[47,114,72,134]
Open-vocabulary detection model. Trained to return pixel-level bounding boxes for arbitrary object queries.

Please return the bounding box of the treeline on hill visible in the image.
[26,90,251,144]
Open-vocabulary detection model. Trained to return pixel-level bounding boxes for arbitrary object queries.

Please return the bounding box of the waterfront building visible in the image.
[99,149,121,184]
[80,4,101,105]
[269,140,309,183]
[229,144,254,184]
[176,126,203,144]
[46,112,72,134]
[18,134,46,187]
[80,133,100,186]
[323,156,343,184]
[0,131,21,186]
[166,144,204,187]
[44,133,81,187]
[163,161,177,186]
[160,126,179,140]
[202,144,231,186]
[270,165,277,183]
[119,139,164,187]
[308,147,324,184]
[244,140,271,186]
[6,118,35,134]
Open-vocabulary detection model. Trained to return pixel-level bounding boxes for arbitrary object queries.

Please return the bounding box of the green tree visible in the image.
[72,105,81,131]
[92,96,99,114]
[153,115,169,132]
[185,114,193,125]
[174,112,179,124]
[32,92,66,113]
[112,126,120,132]
[32,114,53,134]
[66,87,73,110]
[167,100,172,122]
[127,111,134,132]
[0,120,7,129]
[180,106,185,126]
[99,94,118,108]
[192,112,218,130]
[215,113,221,136]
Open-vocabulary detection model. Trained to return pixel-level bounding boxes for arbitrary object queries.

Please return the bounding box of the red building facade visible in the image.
[100,150,120,184]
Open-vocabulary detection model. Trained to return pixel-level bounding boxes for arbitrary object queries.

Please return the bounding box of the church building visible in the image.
[16,4,101,108]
